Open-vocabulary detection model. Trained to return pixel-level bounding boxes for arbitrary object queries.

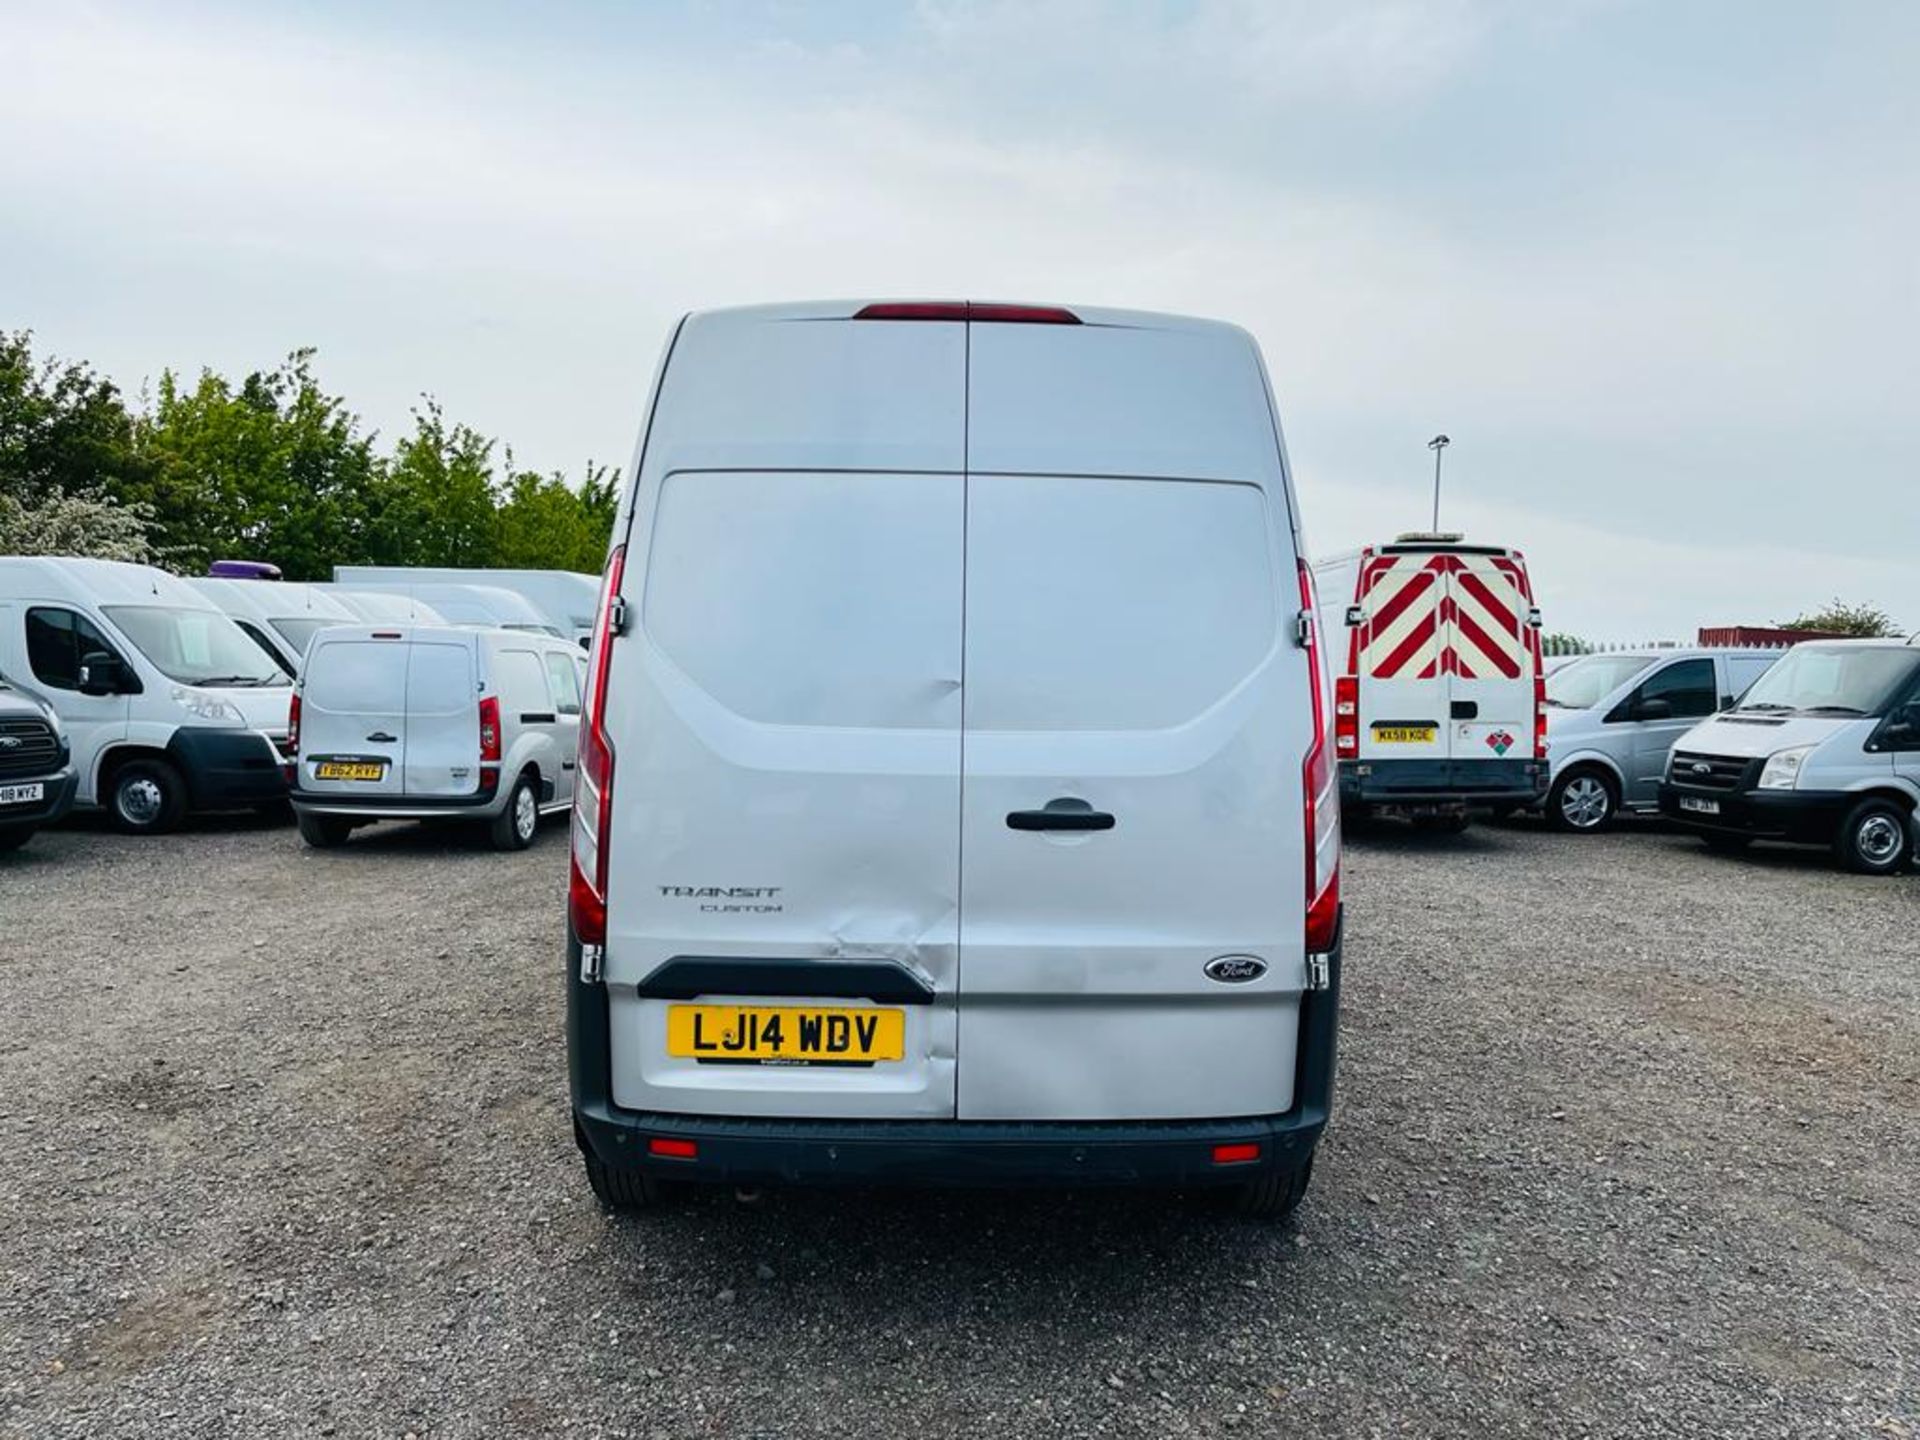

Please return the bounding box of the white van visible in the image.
[1659,637,1920,873]
[1313,536,1548,826]
[324,580,561,637]
[309,587,449,627]
[566,300,1342,1218]
[334,567,600,646]
[290,624,585,850]
[187,578,361,677]
[0,557,294,832]
[1541,647,1783,831]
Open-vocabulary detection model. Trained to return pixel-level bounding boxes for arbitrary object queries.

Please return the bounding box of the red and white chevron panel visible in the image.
[1356,552,1536,681]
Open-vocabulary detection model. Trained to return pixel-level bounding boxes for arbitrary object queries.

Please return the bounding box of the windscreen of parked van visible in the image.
[965,476,1275,731]
[1736,646,1920,716]
[103,606,287,687]
[1545,654,1655,709]
[307,642,407,714]
[643,470,961,728]
[270,616,332,655]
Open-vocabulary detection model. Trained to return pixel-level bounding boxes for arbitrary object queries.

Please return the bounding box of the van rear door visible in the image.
[1355,552,1450,764]
[301,634,408,796]
[957,317,1310,1121]
[1442,553,1536,760]
[400,637,479,797]
[600,310,967,1120]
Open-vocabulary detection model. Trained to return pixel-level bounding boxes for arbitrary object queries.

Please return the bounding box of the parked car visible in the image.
[1312,536,1547,827]
[334,567,600,646]
[1659,637,1920,873]
[567,299,1341,1218]
[309,587,449,627]
[1541,647,1783,831]
[187,578,360,677]
[0,557,293,833]
[0,677,76,851]
[319,580,562,637]
[289,624,584,850]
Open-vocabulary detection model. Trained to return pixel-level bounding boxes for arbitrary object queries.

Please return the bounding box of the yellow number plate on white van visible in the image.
[314,761,386,781]
[666,1005,905,1064]
[1372,725,1437,744]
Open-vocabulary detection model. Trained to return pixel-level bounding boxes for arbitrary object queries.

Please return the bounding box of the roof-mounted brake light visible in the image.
[854,301,1080,325]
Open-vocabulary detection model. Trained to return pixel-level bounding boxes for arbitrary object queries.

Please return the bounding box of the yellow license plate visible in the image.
[315,761,386,781]
[666,1005,906,1064]
[1372,726,1437,744]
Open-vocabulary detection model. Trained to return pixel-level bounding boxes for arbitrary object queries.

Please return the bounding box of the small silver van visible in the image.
[1541,648,1782,831]
[290,624,584,849]
[1659,638,1920,873]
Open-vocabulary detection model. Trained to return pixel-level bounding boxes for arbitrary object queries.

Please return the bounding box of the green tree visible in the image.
[494,459,617,572]
[1779,599,1901,638]
[0,489,154,561]
[365,399,502,567]
[131,350,380,578]
[1540,632,1592,658]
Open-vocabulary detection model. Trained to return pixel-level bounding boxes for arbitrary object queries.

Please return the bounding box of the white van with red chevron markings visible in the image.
[1313,535,1548,823]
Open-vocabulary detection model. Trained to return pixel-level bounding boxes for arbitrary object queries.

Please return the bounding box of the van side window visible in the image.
[495,650,549,717]
[25,607,125,691]
[544,652,582,716]
[1636,658,1716,718]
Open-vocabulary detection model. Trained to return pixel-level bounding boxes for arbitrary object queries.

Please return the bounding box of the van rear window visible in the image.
[643,470,962,729]
[307,642,405,714]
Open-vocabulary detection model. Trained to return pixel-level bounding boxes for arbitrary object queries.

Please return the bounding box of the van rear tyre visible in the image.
[1547,767,1616,834]
[1232,1155,1314,1221]
[582,1151,671,1211]
[1834,798,1911,876]
[296,812,353,848]
[490,774,540,851]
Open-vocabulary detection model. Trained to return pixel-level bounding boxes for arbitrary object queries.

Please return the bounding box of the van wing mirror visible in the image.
[1631,696,1674,721]
[1344,605,1364,628]
[78,651,127,696]
[1526,607,1543,628]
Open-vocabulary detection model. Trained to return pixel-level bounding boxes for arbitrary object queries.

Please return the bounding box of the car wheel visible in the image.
[1547,768,1616,834]
[1834,798,1911,876]
[296,811,354,848]
[107,758,187,835]
[582,1150,671,1211]
[1233,1153,1314,1221]
[490,773,540,851]
[0,828,33,852]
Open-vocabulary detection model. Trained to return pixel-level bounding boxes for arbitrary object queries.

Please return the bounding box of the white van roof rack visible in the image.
[1392,531,1464,544]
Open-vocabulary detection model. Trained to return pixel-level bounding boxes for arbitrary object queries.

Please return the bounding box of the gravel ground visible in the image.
[1,810,1916,1439]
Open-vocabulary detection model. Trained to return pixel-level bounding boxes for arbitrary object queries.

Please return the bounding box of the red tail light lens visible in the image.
[1534,674,1549,760]
[570,544,626,946]
[1298,560,1342,955]
[1334,675,1358,758]
[478,695,501,763]
[1212,1142,1261,1166]
[648,1136,698,1160]
[854,301,1080,324]
[287,691,302,752]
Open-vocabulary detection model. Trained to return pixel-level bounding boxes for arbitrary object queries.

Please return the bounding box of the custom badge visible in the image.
[1485,729,1517,756]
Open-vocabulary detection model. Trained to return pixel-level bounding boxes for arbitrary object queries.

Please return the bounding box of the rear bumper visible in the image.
[568,918,1341,1190]
[0,766,78,830]
[1657,783,1853,843]
[1340,757,1546,807]
[289,783,504,820]
[166,729,288,809]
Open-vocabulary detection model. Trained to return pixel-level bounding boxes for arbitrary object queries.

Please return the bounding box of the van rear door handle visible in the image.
[1007,799,1116,832]
[365,731,397,744]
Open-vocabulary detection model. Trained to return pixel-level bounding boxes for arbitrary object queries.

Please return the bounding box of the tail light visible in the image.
[287,691,302,752]
[1533,674,1549,760]
[1334,676,1359,757]
[1298,561,1342,955]
[478,695,502,763]
[854,301,1081,324]
[570,544,626,947]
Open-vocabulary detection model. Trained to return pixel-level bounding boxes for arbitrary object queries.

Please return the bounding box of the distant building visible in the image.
[1697,625,1845,647]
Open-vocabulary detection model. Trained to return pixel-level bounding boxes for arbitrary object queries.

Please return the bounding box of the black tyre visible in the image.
[1833,797,1911,876]
[106,758,187,835]
[296,811,353,848]
[1546,767,1616,834]
[0,828,33,852]
[489,773,540,851]
[582,1150,670,1211]
[1233,1154,1315,1221]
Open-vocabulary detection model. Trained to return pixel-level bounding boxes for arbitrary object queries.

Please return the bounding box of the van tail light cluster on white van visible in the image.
[1533,674,1549,760]
[1333,677,1359,758]
[1297,561,1342,959]
[570,544,627,950]
[284,692,302,783]
[853,301,1081,325]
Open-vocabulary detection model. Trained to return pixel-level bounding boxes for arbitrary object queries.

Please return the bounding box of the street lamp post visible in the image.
[1427,434,1450,531]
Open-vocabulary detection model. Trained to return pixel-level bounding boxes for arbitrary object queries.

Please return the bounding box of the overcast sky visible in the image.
[4,0,1914,637]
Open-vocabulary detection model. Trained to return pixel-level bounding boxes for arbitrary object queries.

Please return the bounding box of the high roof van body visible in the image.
[324,580,561,637]
[0,557,292,832]
[567,300,1343,1216]
[186,578,361,677]
[309,587,450,627]
[334,567,600,646]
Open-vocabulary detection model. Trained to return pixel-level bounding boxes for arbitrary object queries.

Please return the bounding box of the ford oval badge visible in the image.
[1204,955,1268,984]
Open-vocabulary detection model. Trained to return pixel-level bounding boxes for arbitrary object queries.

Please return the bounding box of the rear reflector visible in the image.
[1212,1143,1261,1165]
[648,1137,698,1160]
[854,301,1080,325]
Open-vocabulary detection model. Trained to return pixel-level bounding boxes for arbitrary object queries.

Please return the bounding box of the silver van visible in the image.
[1659,638,1920,873]
[1541,648,1782,831]
[567,299,1343,1217]
[290,624,584,849]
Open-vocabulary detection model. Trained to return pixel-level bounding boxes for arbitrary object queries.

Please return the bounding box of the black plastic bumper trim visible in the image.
[634,956,938,1005]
